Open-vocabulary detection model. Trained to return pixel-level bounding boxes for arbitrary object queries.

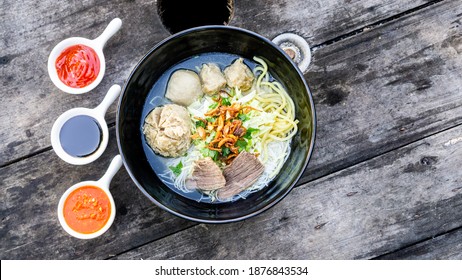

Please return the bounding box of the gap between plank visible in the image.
[0,0,456,259]
[0,146,53,169]
[0,0,445,169]
[304,121,462,187]
[0,122,116,169]
[312,0,445,50]
[109,121,462,259]
[105,223,198,260]
[372,224,462,260]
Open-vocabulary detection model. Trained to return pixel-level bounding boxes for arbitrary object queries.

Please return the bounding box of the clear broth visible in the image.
[141,53,267,203]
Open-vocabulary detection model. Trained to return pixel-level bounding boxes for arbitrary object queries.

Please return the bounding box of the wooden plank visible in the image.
[1,0,461,259]
[0,127,195,259]
[114,124,462,260]
[0,0,437,166]
[376,229,462,259]
[300,0,462,183]
[232,0,434,43]
[0,0,170,166]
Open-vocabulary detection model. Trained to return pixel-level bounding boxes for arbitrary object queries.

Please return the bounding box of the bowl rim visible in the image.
[116,25,317,224]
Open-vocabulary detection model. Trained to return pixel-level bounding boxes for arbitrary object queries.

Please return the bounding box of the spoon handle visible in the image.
[93,18,122,50]
[98,155,123,190]
[94,84,121,118]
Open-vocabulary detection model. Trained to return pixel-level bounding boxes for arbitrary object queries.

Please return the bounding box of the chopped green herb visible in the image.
[200,148,208,157]
[238,113,250,122]
[169,161,183,176]
[200,148,219,161]
[244,127,259,139]
[222,98,231,106]
[209,150,219,161]
[222,146,230,157]
[229,88,235,97]
[236,139,248,152]
[209,102,219,109]
[246,139,253,151]
[206,117,216,123]
[195,120,206,128]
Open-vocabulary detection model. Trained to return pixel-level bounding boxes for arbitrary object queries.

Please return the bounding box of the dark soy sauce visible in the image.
[60,115,102,157]
[141,53,261,204]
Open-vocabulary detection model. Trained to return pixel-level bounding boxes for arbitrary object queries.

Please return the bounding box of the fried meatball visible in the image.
[199,63,227,95]
[143,104,191,157]
[224,58,254,91]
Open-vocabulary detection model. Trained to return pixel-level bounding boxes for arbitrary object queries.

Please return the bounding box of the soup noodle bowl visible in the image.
[117,26,316,223]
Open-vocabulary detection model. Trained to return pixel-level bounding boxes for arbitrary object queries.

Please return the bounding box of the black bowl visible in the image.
[117,26,316,223]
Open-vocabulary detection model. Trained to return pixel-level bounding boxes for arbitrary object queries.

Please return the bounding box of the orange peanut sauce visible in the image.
[63,186,111,234]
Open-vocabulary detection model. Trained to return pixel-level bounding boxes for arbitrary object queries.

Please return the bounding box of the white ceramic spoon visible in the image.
[50,84,121,165]
[57,155,123,239]
[48,18,122,94]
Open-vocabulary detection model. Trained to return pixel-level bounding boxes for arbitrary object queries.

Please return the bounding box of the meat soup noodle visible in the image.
[141,53,298,203]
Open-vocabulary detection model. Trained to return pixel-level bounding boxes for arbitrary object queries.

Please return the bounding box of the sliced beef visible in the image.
[217,152,264,200]
[186,157,226,191]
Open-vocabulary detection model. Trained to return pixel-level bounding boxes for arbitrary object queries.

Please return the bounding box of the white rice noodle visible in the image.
[157,146,201,193]
[162,56,298,202]
[238,140,291,199]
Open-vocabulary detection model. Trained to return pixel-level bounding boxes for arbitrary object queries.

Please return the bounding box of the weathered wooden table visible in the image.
[1,0,461,259]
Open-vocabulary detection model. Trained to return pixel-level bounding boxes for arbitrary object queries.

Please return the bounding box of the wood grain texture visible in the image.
[0,0,169,166]
[301,0,462,183]
[0,0,439,166]
[1,0,462,259]
[376,229,462,259]
[232,0,433,44]
[0,128,195,259]
[115,125,462,259]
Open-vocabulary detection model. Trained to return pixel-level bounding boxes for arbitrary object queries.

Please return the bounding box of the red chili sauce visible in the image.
[63,186,111,234]
[55,44,100,88]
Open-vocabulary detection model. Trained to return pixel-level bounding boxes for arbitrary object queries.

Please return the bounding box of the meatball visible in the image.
[143,104,191,157]
[199,63,227,95]
[165,70,203,106]
[224,58,254,91]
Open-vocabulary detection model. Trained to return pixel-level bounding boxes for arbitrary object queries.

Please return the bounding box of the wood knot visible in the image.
[314,222,328,230]
[420,156,438,166]
[346,191,358,197]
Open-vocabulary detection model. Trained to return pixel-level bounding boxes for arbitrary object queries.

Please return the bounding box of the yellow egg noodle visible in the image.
[159,57,298,201]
